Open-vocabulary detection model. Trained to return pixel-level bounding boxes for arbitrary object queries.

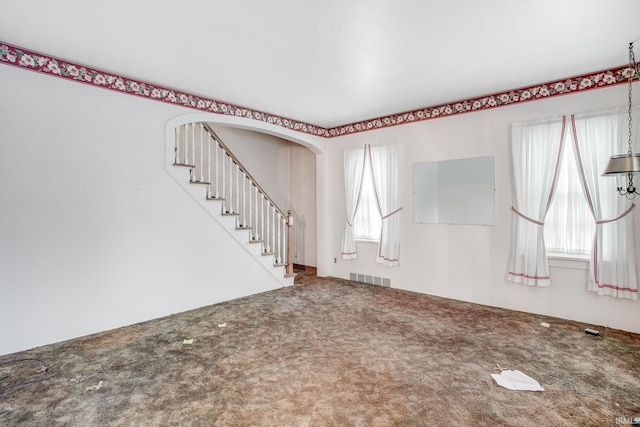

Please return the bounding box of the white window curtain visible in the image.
[341,146,367,259]
[508,117,566,286]
[571,109,639,300]
[369,144,402,266]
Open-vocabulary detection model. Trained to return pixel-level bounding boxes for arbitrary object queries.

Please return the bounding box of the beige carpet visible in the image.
[1,271,639,426]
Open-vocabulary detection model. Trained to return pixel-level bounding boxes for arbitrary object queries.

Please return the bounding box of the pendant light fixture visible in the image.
[603,42,640,199]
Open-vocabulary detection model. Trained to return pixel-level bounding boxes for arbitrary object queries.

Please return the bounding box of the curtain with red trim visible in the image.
[508,117,566,286]
[370,144,402,267]
[571,111,639,300]
[341,146,367,259]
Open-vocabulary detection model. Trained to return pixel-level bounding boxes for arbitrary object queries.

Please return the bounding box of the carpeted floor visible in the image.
[1,271,639,426]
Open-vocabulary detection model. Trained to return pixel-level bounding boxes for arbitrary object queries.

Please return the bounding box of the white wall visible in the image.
[0,65,287,355]
[290,144,317,267]
[2,56,638,356]
[326,82,640,334]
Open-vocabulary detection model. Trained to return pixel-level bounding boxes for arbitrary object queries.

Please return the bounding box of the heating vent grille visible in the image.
[349,272,391,287]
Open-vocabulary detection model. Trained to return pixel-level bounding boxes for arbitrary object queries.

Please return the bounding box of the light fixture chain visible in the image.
[628,43,635,155]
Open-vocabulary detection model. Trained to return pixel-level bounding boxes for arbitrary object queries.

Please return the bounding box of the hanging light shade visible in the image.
[603,153,640,175]
[603,42,640,198]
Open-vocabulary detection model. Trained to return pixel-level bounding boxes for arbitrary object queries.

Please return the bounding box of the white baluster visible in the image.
[185,123,194,181]
[282,215,287,265]
[253,187,262,240]
[191,123,196,170]
[275,211,280,263]
[221,147,226,210]
[199,123,204,182]
[248,180,253,232]
[235,163,239,217]
[182,124,187,165]
[280,214,284,264]
[268,206,273,255]
[207,133,212,197]
[242,173,247,227]
[264,202,269,252]
[215,140,219,198]
[228,156,234,213]
[272,206,277,257]
[261,194,265,249]
[174,126,178,164]
[181,124,186,164]
[194,123,200,181]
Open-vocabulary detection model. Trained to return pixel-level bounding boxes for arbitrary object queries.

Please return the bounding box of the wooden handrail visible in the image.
[200,122,294,275]
[202,123,288,220]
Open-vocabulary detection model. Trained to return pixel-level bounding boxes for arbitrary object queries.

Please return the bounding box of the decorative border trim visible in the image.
[0,42,329,138]
[0,41,635,138]
[327,65,637,137]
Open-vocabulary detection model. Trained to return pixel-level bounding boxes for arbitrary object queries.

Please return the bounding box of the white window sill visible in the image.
[356,239,379,249]
[547,252,590,270]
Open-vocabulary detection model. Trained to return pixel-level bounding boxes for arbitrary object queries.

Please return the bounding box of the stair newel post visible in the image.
[286,210,293,275]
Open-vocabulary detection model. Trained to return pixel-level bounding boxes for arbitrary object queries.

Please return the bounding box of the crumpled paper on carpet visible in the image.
[491,370,544,391]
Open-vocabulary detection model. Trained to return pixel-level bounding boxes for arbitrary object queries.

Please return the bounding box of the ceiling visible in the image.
[2,0,640,128]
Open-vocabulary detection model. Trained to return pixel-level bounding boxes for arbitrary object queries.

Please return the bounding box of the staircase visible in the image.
[167,122,295,287]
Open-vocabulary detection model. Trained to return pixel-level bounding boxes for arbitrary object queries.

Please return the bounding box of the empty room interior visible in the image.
[1,1,640,425]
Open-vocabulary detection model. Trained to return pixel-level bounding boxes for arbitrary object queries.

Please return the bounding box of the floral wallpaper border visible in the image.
[327,65,636,137]
[0,42,328,137]
[0,41,635,138]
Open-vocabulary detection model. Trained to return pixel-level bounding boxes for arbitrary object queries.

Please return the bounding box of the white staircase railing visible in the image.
[174,122,293,276]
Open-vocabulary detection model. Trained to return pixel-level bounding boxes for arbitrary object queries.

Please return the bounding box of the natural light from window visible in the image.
[353,160,382,241]
[544,135,595,256]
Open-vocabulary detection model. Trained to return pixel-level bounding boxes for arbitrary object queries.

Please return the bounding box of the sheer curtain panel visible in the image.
[571,110,639,300]
[369,144,402,266]
[341,146,366,259]
[508,117,566,286]
[543,138,595,255]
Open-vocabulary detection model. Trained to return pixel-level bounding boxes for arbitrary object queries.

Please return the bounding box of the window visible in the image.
[544,134,595,256]
[342,143,401,265]
[353,159,381,241]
